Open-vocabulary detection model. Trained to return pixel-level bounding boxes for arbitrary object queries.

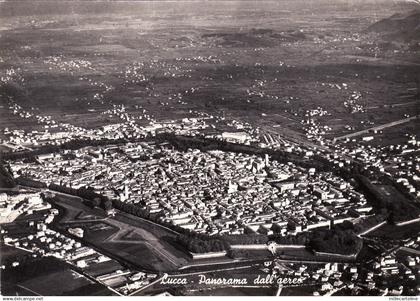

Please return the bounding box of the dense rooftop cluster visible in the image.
[44,55,94,73]
[0,67,25,86]
[10,141,372,236]
[334,135,419,199]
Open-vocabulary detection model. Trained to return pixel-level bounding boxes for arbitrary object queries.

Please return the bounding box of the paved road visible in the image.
[276,285,283,296]
[334,115,419,141]
[366,100,419,110]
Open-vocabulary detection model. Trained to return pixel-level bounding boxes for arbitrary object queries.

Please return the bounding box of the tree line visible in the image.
[48,183,113,211]
[307,227,363,256]
[0,162,16,188]
[175,233,229,253]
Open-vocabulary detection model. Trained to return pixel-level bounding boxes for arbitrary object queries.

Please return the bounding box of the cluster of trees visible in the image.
[227,249,265,259]
[175,226,363,255]
[223,234,269,245]
[270,233,309,245]
[307,228,363,256]
[0,162,16,188]
[112,198,150,218]
[16,177,47,188]
[48,183,112,211]
[222,223,362,256]
[357,175,420,223]
[387,204,420,224]
[176,233,230,253]
[215,232,309,246]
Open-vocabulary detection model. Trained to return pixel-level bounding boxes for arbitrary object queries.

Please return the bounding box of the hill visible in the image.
[367,9,420,41]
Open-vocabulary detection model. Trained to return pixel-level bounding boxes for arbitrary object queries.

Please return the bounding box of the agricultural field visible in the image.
[0,0,419,142]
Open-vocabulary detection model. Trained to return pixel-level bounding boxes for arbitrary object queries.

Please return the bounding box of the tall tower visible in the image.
[265,154,269,167]
[124,185,129,200]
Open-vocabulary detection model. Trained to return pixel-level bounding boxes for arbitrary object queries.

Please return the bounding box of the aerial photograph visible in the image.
[0,0,419,297]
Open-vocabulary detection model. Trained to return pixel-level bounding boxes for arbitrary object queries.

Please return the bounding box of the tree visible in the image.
[102,199,113,211]
[91,197,101,208]
[287,221,296,231]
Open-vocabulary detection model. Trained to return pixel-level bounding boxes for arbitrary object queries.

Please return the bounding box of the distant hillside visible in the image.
[367,9,420,42]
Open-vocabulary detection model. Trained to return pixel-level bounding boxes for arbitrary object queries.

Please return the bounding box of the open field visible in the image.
[1,256,112,296]
[0,0,419,141]
[0,243,30,265]
[49,193,191,272]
